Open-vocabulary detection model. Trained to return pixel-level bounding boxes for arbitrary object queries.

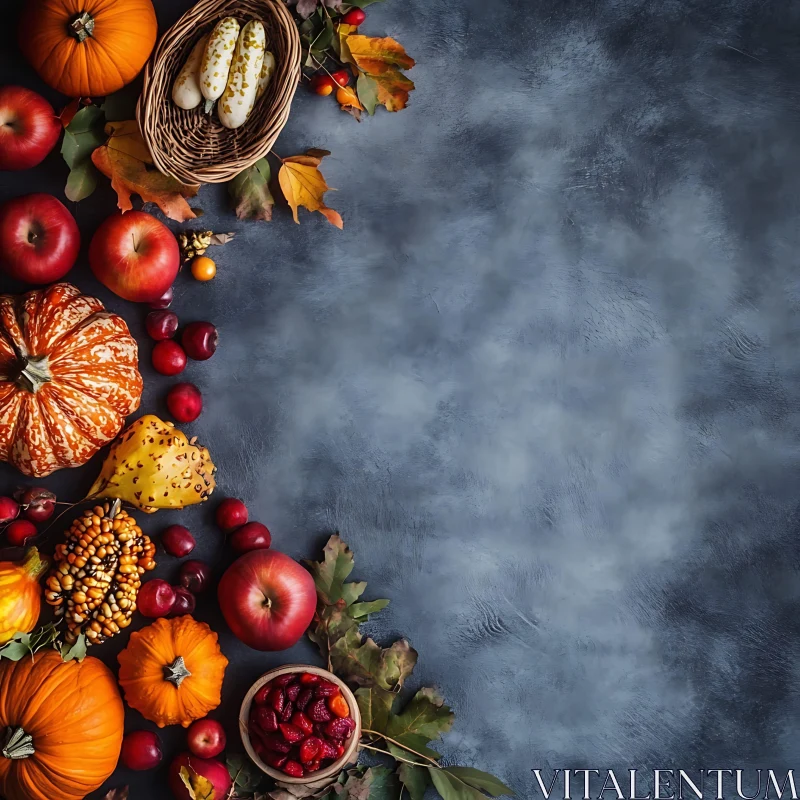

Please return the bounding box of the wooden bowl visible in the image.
[239,664,361,785]
[137,0,301,184]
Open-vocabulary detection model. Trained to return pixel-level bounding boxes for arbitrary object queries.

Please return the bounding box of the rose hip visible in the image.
[182,321,218,361]
[19,488,56,523]
[161,525,195,557]
[300,673,320,685]
[254,683,272,706]
[296,688,313,711]
[314,681,339,697]
[145,310,179,340]
[286,683,301,702]
[169,586,196,616]
[179,559,211,593]
[279,723,304,744]
[152,340,187,376]
[5,519,36,547]
[273,674,296,687]
[319,740,339,760]
[325,717,355,740]
[264,752,287,769]
[341,8,366,24]
[299,737,322,764]
[269,688,285,714]
[282,761,304,778]
[138,579,176,618]
[166,382,202,423]
[254,707,278,732]
[291,711,313,735]
[261,734,292,754]
[280,702,294,723]
[0,497,19,524]
[308,699,332,723]
[215,497,248,532]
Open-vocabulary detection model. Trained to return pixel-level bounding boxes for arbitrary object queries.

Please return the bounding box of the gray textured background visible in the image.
[2,0,800,797]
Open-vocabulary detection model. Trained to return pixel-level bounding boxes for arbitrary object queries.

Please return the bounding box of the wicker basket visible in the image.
[137,0,301,185]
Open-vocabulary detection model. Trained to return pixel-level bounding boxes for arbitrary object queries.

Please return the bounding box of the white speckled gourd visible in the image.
[219,20,265,129]
[256,50,276,99]
[172,35,208,109]
[200,17,241,111]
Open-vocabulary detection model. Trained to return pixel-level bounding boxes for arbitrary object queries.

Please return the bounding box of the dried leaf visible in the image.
[356,686,395,732]
[341,35,415,111]
[210,233,235,245]
[278,149,343,228]
[268,775,339,799]
[288,0,342,19]
[341,767,399,800]
[229,159,274,222]
[91,121,198,222]
[180,766,216,800]
[101,788,129,800]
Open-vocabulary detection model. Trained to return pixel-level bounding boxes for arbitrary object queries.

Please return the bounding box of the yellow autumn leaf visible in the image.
[342,34,416,112]
[91,120,198,222]
[278,149,343,229]
[179,766,215,800]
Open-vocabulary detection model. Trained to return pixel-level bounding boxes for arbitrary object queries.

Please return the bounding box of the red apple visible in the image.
[121,730,163,771]
[168,753,232,800]
[89,211,179,302]
[0,86,60,171]
[218,549,316,651]
[187,718,226,759]
[0,194,79,283]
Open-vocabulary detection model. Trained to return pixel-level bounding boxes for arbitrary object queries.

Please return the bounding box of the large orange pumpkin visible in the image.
[118,616,228,728]
[0,283,142,477]
[0,650,124,800]
[19,0,157,98]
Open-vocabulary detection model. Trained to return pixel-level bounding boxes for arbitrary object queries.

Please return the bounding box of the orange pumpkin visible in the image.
[0,549,50,645]
[0,650,124,800]
[118,616,228,728]
[19,0,157,98]
[0,283,142,477]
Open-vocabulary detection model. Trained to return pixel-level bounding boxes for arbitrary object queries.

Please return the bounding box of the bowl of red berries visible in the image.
[240,664,361,784]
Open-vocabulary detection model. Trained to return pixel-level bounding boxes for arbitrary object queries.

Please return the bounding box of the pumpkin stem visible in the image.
[164,656,192,688]
[21,547,50,581]
[15,355,51,394]
[70,11,95,42]
[2,727,34,760]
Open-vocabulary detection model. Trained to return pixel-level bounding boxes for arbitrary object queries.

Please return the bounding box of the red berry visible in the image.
[314,680,339,697]
[254,683,272,706]
[279,723,304,744]
[308,699,332,723]
[280,702,294,723]
[300,673,321,685]
[152,340,187,376]
[0,497,19,525]
[286,683,301,702]
[263,752,287,769]
[138,579,176,618]
[149,286,173,309]
[335,744,345,758]
[181,321,218,360]
[19,487,56,523]
[161,525,196,557]
[121,730,162,771]
[216,498,248,532]
[310,74,335,96]
[299,737,322,764]
[230,521,272,554]
[291,712,313,736]
[296,688,313,711]
[261,734,291,754]
[169,586,196,617]
[341,8,365,25]
[331,69,350,87]
[179,559,211,593]
[305,759,322,773]
[146,310,179,340]
[319,740,338,760]
[254,707,278,732]
[282,760,304,778]
[166,382,202,423]
[269,688,285,714]
[273,674,296,687]
[324,717,356,741]
[5,519,36,547]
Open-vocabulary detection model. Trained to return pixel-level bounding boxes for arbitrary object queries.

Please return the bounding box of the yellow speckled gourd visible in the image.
[0,549,49,645]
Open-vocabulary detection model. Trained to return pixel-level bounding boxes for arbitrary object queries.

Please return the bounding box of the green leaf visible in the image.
[229,158,274,222]
[445,768,515,797]
[306,534,361,605]
[349,598,390,620]
[430,768,481,800]
[356,686,395,732]
[315,17,335,51]
[227,753,264,792]
[384,688,454,756]
[345,0,386,7]
[0,624,60,661]
[356,72,379,115]
[66,104,105,135]
[0,641,30,661]
[102,88,139,122]
[397,763,430,800]
[60,634,87,662]
[65,160,98,202]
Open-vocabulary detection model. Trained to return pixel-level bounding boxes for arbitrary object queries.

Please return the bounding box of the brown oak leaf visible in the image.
[91,121,198,222]
[277,149,343,229]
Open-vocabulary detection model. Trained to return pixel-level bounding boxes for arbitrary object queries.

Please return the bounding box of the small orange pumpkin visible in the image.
[118,616,228,728]
[0,283,142,477]
[0,650,124,800]
[0,549,49,645]
[19,0,157,98]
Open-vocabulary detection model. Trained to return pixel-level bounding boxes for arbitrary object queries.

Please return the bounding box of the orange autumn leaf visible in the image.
[91,121,198,222]
[277,149,343,229]
[342,34,416,112]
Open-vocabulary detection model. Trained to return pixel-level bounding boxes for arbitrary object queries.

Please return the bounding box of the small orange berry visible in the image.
[336,86,362,109]
[191,256,216,282]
